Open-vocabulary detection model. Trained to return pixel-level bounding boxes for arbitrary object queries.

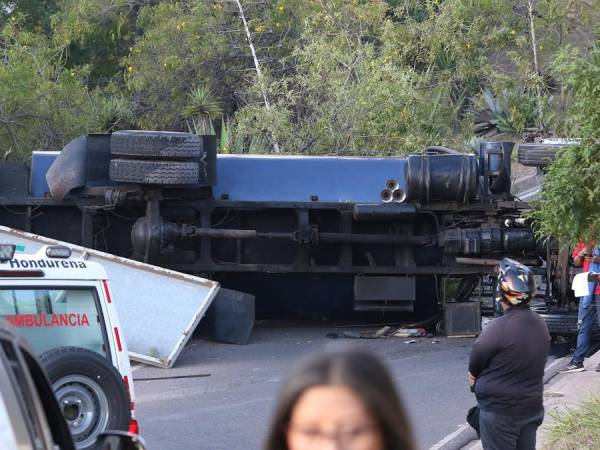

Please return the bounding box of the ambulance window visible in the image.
[0,288,108,359]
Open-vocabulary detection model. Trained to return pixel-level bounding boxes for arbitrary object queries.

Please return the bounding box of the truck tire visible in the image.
[111,130,202,159]
[540,312,600,337]
[517,144,562,167]
[40,347,129,450]
[109,159,199,185]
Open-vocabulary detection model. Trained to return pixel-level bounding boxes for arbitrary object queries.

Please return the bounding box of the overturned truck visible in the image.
[0,132,578,333]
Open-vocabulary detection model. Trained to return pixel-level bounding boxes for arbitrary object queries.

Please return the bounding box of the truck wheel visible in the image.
[111,130,202,159]
[540,312,600,338]
[517,144,562,167]
[40,347,129,450]
[109,159,199,185]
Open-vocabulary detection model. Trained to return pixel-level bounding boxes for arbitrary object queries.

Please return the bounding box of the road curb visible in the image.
[543,355,570,384]
[428,355,571,450]
[429,424,478,450]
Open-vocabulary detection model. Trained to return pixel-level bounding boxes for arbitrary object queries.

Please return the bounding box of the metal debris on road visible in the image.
[334,325,431,340]
[393,327,427,338]
[375,326,392,337]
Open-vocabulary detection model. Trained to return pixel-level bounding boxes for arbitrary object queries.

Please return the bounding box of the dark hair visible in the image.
[264,349,415,450]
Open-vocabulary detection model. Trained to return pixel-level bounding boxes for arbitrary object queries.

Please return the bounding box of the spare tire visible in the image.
[517,144,563,167]
[40,347,129,450]
[109,159,199,185]
[111,130,202,159]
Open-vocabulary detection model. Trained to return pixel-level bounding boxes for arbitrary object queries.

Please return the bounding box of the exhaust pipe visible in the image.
[380,189,393,203]
[386,179,399,191]
[392,188,407,203]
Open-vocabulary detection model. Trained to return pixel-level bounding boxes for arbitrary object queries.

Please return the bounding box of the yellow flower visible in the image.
[128,66,134,72]
[510,30,516,35]
[255,25,266,33]
[278,5,284,11]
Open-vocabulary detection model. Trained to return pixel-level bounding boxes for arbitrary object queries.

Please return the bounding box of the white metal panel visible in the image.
[0,226,219,368]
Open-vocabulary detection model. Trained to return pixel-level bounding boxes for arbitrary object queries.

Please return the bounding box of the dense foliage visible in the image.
[528,42,600,243]
[0,0,597,158]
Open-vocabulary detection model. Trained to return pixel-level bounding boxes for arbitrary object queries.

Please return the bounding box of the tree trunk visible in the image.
[233,0,280,152]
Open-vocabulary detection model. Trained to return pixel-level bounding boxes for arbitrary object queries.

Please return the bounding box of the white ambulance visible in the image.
[0,244,137,450]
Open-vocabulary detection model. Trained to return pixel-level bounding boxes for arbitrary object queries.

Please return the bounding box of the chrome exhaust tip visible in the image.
[392,188,407,203]
[380,189,393,203]
[385,179,399,191]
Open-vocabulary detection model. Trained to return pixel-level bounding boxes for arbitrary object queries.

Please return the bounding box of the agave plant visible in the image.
[219,117,230,153]
[472,89,512,137]
[473,88,540,138]
[180,85,223,135]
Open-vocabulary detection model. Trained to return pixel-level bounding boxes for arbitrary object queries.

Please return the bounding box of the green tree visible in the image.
[0,16,131,160]
[528,41,600,243]
[388,0,596,141]
[51,0,138,86]
[2,0,599,158]
[0,1,58,33]
[232,0,475,153]
[124,0,314,133]
[124,1,227,129]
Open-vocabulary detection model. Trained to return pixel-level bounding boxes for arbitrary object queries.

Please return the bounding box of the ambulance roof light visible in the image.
[0,244,16,262]
[45,246,72,259]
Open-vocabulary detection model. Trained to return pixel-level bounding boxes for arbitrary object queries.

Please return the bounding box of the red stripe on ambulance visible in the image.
[102,280,112,303]
[114,327,122,352]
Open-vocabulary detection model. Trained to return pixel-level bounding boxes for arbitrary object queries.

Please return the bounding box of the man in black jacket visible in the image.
[469,258,551,450]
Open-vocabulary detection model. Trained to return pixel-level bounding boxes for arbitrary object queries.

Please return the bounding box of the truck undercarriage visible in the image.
[0,132,582,333]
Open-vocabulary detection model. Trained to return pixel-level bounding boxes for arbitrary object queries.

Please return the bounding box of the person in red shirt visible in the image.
[572,242,600,291]
[562,242,600,372]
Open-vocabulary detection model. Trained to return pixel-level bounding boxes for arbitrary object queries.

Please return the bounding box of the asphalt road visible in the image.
[133,321,569,450]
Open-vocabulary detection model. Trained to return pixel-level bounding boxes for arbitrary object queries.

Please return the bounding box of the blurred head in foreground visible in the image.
[264,349,415,450]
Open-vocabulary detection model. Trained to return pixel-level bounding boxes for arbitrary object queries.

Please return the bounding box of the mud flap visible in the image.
[203,288,255,345]
[46,135,88,202]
